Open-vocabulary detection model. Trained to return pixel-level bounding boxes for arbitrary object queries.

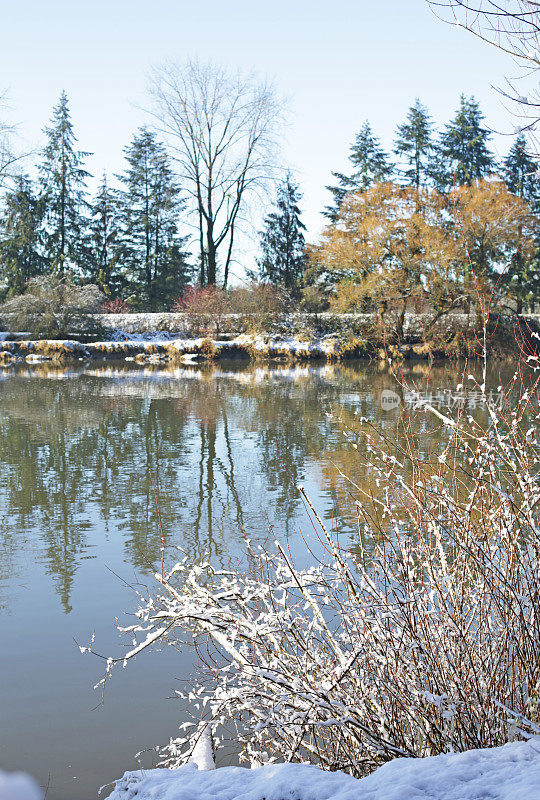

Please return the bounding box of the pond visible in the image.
[0,359,507,799]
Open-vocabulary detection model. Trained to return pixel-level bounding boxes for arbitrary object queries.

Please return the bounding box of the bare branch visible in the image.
[147,60,285,287]
[428,1,540,148]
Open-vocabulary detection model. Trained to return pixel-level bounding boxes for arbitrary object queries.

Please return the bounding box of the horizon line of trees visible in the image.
[0,61,283,309]
[258,94,540,318]
[1,91,192,310]
[1,85,539,316]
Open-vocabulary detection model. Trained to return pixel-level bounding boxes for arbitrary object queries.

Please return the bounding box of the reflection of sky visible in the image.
[0,360,513,799]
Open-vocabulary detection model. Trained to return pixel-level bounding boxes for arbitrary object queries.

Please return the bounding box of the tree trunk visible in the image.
[222,222,236,290]
[207,246,217,285]
[206,218,217,285]
[198,206,206,286]
[59,154,66,278]
[395,299,407,343]
[145,183,153,309]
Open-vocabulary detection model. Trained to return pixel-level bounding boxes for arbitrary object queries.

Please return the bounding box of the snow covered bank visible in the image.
[0,333,368,364]
[0,771,42,800]
[107,739,540,800]
[94,310,472,340]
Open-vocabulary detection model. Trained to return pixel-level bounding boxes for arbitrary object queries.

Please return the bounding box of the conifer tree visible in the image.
[88,173,122,297]
[503,135,539,204]
[118,127,191,309]
[0,175,47,298]
[325,121,393,221]
[435,95,495,190]
[502,135,540,312]
[394,99,434,189]
[39,91,91,276]
[257,173,307,289]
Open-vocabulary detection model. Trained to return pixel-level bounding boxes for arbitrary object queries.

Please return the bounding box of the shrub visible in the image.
[172,283,290,336]
[227,282,290,331]
[299,285,330,313]
[172,286,230,336]
[96,348,540,777]
[1,276,104,339]
[199,337,217,359]
[101,298,131,314]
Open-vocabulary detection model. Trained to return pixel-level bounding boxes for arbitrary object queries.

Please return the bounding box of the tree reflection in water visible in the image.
[0,359,504,613]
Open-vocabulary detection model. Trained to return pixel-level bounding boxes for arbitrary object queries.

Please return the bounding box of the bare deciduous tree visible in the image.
[148,60,283,288]
[0,91,18,190]
[428,2,540,147]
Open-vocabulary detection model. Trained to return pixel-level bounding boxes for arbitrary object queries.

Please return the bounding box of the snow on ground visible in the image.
[1,739,539,799]
[106,739,540,800]
[0,771,42,800]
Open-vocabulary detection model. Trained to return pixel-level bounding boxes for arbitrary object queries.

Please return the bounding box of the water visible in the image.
[0,359,506,799]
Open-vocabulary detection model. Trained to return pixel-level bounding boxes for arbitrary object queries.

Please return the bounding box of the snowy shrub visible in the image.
[102,297,131,314]
[1,276,104,339]
[171,286,230,336]
[96,352,540,777]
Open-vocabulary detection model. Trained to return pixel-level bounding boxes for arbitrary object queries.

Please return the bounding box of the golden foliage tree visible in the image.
[308,180,536,339]
[310,182,456,339]
[447,180,536,313]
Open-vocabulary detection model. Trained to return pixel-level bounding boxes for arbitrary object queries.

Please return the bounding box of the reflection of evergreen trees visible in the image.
[256,383,326,505]
[0,362,513,613]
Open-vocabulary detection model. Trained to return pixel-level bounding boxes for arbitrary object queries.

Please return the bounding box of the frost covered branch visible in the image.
[94,352,540,777]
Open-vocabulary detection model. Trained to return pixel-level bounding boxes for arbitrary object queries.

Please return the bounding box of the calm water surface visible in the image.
[0,359,505,799]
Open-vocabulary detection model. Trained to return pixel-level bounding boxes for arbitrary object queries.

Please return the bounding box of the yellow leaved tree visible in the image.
[308,179,536,341]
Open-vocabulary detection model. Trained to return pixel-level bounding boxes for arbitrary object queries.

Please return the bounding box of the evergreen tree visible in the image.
[325,121,393,221]
[257,173,307,288]
[502,135,540,312]
[503,134,539,204]
[88,173,122,297]
[435,95,495,190]
[394,99,434,189]
[118,127,191,309]
[0,175,47,298]
[39,91,91,276]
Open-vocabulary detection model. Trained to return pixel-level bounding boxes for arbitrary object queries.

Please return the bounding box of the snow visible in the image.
[1,738,538,800]
[188,726,215,771]
[105,762,358,800]
[106,738,540,800]
[357,739,540,799]
[0,771,42,800]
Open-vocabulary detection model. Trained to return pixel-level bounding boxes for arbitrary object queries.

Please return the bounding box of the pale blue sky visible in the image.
[0,0,524,270]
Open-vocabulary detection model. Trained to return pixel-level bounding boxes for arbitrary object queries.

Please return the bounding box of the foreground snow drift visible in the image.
[0,771,42,800]
[107,738,540,800]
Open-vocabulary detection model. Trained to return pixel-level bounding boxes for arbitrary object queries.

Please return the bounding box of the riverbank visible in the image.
[0,333,369,365]
[1,311,537,365]
[1,315,538,366]
[3,737,539,799]
[107,737,540,799]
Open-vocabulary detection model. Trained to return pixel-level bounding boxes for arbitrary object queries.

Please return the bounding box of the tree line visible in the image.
[259,95,540,318]
[0,77,538,317]
[0,92,192,310]
[0,61,282,310]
